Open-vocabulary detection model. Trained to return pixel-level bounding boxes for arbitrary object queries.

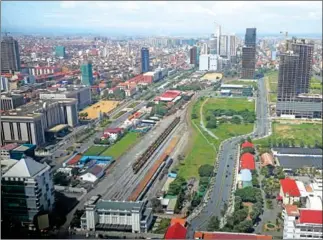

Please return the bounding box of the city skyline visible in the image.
[2,1,322,37]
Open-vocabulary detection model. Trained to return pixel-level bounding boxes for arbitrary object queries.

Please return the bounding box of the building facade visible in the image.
[39,85,92,110]
[1,36,21,73]
[1,76,10,92]
[55,46,66,58]
[141,47,150,73]
[81,199,153,233]
[241,28,257,79]
[81,61,94,86]
[1,93,25,110]
[1,157,55,224]
[1,99,78,146]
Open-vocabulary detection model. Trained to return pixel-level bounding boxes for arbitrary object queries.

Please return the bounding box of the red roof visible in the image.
[299,210,323,224]
[67,154,82,165]
[280,178,301,197]
[241,141,254,148]
[0,143,19,151]
[240,153,255,170]
[194,231,272,239]
[164,222,187,239]
[160,90,181,100]
[104,128,123,134]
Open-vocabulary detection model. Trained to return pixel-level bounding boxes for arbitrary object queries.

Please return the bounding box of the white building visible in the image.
[1,98,78,146]
[209,55,219,71]
[39,85,92,110]
[1,157,55,225]
[201,43,209,55]
[79,165,104,183]
[283,205,322,239]
[199,54,209,71]
[220,35,228,57]
[1,76,10,92]
[81,199,153,233]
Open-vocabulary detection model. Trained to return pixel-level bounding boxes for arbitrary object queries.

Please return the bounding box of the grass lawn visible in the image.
[310,77,322,94]
[178,97,255,179]
[265,71,278,103]
[83,146,107,156]
[254,122,323,147]
[226,80,258,88]
[100,132,140,159]
[203,97,255,113]
[128,101,140,108]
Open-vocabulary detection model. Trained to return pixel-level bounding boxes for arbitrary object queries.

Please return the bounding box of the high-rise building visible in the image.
[290,39,314,94]
[277,52,299,101]
[190,46,198,66]
[209,37,217,53]
[229,35,237,57]
[1,157,55,224]
[245,28,257,47]
[201,43,209,55]
[241,46,256,79]
[220,35,228,57]
[81,61,94,86]
[1,36,21,73]
[199,54,221,71]
[216,24,221,55]
[141,47,150,73]
[241,28,257,79]
[55,46,66,58]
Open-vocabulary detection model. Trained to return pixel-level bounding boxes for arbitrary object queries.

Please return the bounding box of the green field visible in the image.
[83,146,107,156]
[178,97,255,179]
[226,80,258,88]
[265,71,278,103]
[310,77,322,94]
[128,101,140,108]
[255,122,322,147]
[100,132,139,159]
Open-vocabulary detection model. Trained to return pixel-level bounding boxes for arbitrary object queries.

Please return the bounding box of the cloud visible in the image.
[60,1,77,9]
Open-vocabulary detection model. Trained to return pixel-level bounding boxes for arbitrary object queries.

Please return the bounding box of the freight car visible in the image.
[127,137,179,201]
[132,117,180,173]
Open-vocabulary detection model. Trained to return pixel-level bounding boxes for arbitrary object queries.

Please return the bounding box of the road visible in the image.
[187,78,270,236]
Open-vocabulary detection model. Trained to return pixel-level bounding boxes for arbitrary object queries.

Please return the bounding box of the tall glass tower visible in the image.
[141,47,149,73]
[81,61,93,86]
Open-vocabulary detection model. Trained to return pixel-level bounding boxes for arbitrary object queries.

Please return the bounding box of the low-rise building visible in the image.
[279,178,301,205]
[79,165,104,183]
[81,199,153,233]
[220,84,253,97]
[283,205,323,239]
[1,93,25,110]
[238,169,252,188]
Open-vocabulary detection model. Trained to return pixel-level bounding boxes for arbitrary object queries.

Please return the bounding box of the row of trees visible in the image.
[261,137,323,149]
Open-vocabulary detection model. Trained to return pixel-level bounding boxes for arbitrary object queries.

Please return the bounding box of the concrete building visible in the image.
[1,157,55,224]
[220,35,228,57]
[241,28,257,79]
[39,85,92,110]
[1,93,25,110]
[209,55,218,71]
[201,43,209,55]
[282,205,322,239]
[141,47,150,73]
[279,178,301,205]
[229,35,237,58]
[199,54,209,71]
[55,46,66,58]
[1,36,21,73]
[1,98,78,146]
[81,199,153,233]
[199,54,221,71]
[1,76,10,92]
[81,61,94,86]
[220,84,253,97]
[190,46,198,66]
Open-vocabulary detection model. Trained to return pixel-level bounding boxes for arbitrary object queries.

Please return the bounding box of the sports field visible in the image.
[201,73,223,81]
[80,100,119,119]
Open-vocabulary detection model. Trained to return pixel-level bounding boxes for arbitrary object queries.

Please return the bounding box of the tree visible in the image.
[146,102,155,108]
[233,208,249,223]
[198,164,214,177]
[241,147,255,154]
[191,113,198,119]
[168,176,186,195]
[235,187,262,203]
[71,168,79,176]
[53,172,70,186]
[207,216,220,231]
[273,166,285,179]
[231,116,242,124]
[233,220,254,233]
[151,198,163,213]
[206,118,217,129]
[247,136,252,143]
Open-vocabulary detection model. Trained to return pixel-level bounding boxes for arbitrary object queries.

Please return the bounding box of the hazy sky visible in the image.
[2,1,322,36]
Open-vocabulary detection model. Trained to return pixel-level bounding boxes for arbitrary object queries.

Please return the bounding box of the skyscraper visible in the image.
[245,28,257,47]
[81,61,94,86]
[220,35,228,57]
[55,46,66,58]
[277,52,299,101]
[241,28,257,79]
[229,35,237,58]
[201,43,209,55]
[141,47,149,73]
[1,36,21,73]
[190,46,198,66]
[216,23,221,55]
[290,39,314,94]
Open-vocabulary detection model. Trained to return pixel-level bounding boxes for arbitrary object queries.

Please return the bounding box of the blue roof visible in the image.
[168,172,177,178]
[80,155,113,164]
[239,169,252,181]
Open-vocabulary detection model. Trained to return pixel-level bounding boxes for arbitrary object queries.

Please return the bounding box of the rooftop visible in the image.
[285,204,299,216]
[240,153,255,170]
[241,141,254,149]
[0,143,18,151]
[194,231,273,239]
[164,222,187,239]
[3,157,49,178]
[94,199,145,211]
[272,147,323,156]
[276,156,323,170]
[280,178,301,197]
[299,209,323,224]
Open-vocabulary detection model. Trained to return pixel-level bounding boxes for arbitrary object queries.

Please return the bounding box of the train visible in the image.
[127,137,179,202]
[132,117,180,174]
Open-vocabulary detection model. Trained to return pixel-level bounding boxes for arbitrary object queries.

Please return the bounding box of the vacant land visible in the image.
[201,72,223,81]
[100,132,139,159]
[83,146,107,156]
[265,71,278,103]
[178,97,255,179]
[255,122,322,147]
[225,80,258,88]
[80,100,119,119]
[310,77,322,94]
[204,97,255,112]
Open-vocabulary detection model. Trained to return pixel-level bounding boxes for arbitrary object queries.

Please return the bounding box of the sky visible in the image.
[1,1,322,37]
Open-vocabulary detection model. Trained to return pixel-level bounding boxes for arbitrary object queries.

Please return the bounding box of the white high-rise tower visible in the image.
[215,22,221,55]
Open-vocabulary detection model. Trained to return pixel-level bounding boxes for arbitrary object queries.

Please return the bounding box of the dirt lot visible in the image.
[201,73,223,81]
[80,100,119,119]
